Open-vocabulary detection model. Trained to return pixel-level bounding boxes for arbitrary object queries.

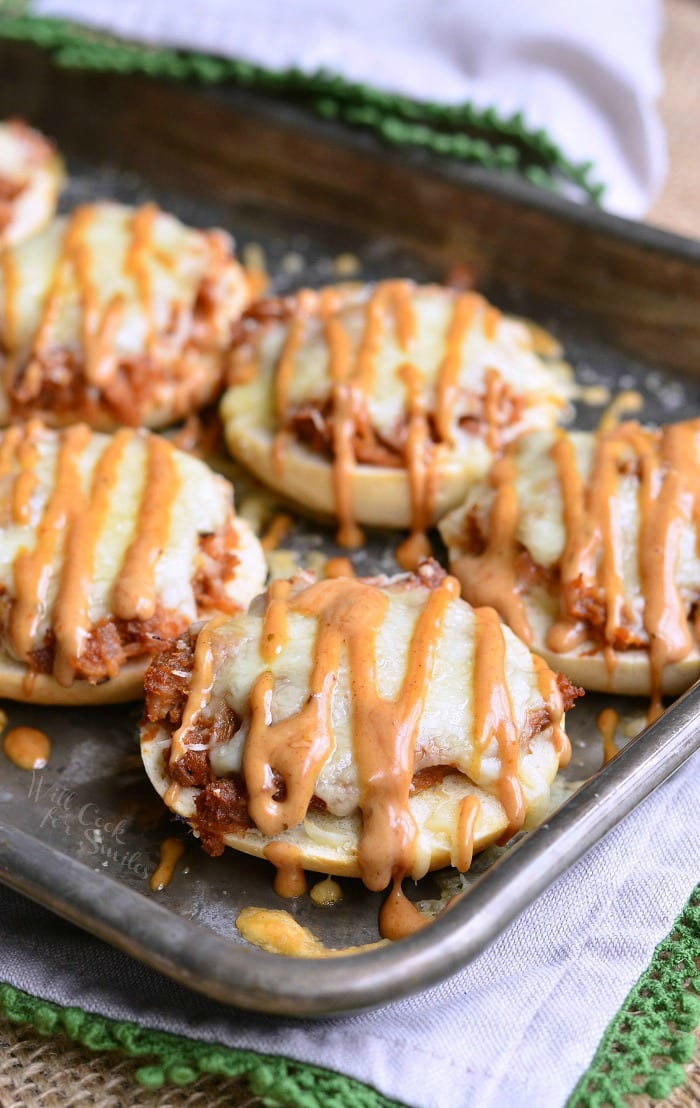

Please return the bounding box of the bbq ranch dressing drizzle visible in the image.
[171,571,568,941]
[258,284,522,559]
[5,424,185,687]
[458,420,700,710]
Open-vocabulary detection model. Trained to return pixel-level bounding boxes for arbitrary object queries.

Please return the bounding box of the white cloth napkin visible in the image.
[2,751,698,1108]
[34,0,666,217]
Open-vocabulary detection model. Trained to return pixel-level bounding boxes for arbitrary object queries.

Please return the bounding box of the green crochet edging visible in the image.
[0,1,604,203]
[568,883,700,1106]
[0,981,404,1107]
[1,887,697,1105]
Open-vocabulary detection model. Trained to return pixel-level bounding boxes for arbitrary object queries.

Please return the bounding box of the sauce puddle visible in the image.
[2,726,50,770]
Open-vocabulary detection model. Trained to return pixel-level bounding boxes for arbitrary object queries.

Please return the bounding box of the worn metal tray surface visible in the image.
[0,43,699,1016]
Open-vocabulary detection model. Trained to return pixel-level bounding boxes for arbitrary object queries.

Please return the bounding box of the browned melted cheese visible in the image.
[5,424,183,685]
[256,283,515,555]
[174,571,568,939]
[460,421,700,708]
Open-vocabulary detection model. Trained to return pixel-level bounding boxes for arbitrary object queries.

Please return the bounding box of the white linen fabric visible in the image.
[1,751,698,1108]
[34,0,666,216]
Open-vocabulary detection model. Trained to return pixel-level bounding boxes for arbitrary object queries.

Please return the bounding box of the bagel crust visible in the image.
[140,563,577,933]
[0,119,64,250]
[440,420,700,708]
[0,422,266,703]
[0,202,253,429]
[221,281,572,555]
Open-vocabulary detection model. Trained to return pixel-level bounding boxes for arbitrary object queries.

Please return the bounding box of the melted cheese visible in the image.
[0,422,263,682]
[0,202,250,426]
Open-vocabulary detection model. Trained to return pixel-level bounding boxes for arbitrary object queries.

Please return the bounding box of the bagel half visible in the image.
[0,202,254,429]
[221,281,572,549]
[0,119,64,250]
[0,421,266,703]
[140,563,578,891]
[439,420,700,703]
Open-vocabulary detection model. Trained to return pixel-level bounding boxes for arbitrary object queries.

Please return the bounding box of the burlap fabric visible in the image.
[0,0,698,1104]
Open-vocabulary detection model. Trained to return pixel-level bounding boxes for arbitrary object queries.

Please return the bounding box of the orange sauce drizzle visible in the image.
[378,877,430,941]
[260,513,292,552]
[124,204,157,351]
[9,423,91,664]
[52,430,130,686]
[11,427,39,525]
[597,390,643,433]
[453,454,531,643]
[471,606,524,836]
[149,837,185,891]
[395,362,435,570]
[32,208,96,364]
[482,304,501,342]
[455,795,481,873]
[261,579,291,662]
[264,841,308,898]
[323,556,355,578]
[637,423,698,713]
[597,707,620,765]
[435,293,479,444]
[532,653,571,766]
[169,614,228,767]
[2,725,50,770]
[0,425,22,479]
[112,434,180,621]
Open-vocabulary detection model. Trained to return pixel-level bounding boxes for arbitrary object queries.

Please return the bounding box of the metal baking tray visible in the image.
[0,41,699,1017]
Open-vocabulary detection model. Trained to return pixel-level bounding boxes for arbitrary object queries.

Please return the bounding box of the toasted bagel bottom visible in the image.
[141,724,561,882]
[221,413,492,532]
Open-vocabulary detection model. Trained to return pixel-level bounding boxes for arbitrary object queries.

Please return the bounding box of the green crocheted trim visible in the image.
[0,888,697,1104]
[0,981,404,1107]
[569,884,700,1106]
[0,2,604,203]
